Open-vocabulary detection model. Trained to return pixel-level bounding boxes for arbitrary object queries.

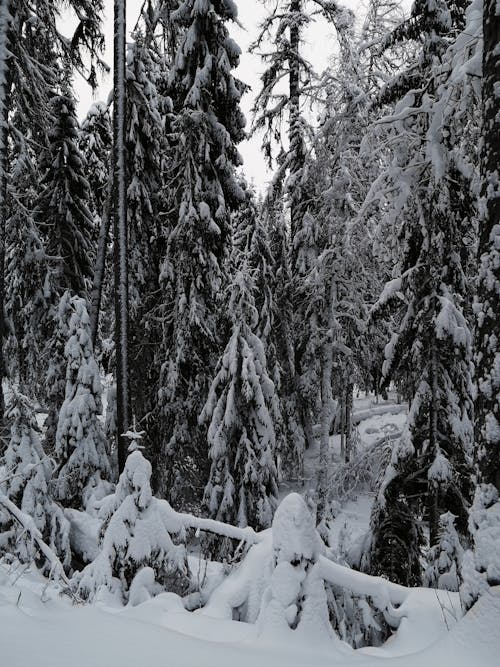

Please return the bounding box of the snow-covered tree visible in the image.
[200,261,279,533]
[475,0,500,493]
[157,0,246,504]
[464,0,500,610]
[461,484,500,609]
[77,447,189,603]
[423,511,464,591]
[0,388,71,573]
[359,0,478,582]
[54,295,112,509]
[36,78,95,298]
[125,28,172,458]
[0,0,105,420]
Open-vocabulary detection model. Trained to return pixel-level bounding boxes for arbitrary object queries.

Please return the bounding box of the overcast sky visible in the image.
[69,1,359,190]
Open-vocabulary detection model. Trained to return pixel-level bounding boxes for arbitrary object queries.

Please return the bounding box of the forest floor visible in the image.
[2,394,500,667]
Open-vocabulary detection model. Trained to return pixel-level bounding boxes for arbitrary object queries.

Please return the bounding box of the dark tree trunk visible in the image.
[0,1,13,425]
[113,0,130,472]
[288,0,304,247]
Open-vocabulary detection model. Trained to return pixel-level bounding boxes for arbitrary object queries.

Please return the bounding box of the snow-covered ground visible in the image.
[1,564,499,667]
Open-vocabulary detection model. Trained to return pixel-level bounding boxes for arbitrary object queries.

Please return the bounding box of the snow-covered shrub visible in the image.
[54,295,112,509]
[461,485,500,609]
[76,450,189,603]
[0,389,70,573]
[424,512,464,591]
[257,493,334,641]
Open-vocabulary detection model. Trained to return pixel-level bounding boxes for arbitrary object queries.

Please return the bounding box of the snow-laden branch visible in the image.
[318,555,408,610]
[0,491,74,593]
[173,507,261,545]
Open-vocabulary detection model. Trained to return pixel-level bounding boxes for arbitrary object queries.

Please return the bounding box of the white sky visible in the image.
[69,0,361,190]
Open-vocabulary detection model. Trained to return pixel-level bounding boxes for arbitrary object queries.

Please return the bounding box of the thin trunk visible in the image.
[113,0,130,472]
[345,382,353,463]
[317,338,333,520]
[428,338,440,546]
[317,278,336,519]
[0,1,12,424]
[288,0,304,247]
[340,389,346,461]
[89,163,113,348]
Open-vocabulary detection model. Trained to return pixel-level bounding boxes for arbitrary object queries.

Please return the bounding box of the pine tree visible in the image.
[156,0,246,504]
[0,388,71,573]
[54,295,112,509]
[37,80,95,297]
[125,27,171,456]
[0,0,105,423]
[200,259,279,532]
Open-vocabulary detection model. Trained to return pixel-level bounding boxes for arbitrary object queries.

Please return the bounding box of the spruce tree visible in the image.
[54,295,112,509]
[201,257,279,532]
[157,0,246,504]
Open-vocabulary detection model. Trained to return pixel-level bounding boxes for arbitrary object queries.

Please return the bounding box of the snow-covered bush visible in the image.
[424,512,464,591]
[461,485,500,609]
[257,493,334,641]
[0,389,70,573]
[54,295,112,509]
[76,449,189,603]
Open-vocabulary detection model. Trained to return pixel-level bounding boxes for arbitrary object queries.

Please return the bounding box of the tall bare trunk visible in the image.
[113,0,130,472]
[0,1,13,424]
[288,0,304,247]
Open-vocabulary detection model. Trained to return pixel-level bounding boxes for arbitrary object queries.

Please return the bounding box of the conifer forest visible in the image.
[0,1,499,665]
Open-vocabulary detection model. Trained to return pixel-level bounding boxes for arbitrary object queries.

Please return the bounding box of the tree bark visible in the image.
[113,0,130,472]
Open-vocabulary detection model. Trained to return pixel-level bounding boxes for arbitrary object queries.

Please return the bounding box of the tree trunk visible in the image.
[89,163,113,349]
[0,1,13,424]
[475,0,500,490]
[317,278,336,520]
[345,382,353,463]
[288,0,304,247]
[340,389,346,461]
[113,0,130,472]
[317,334,333,521]
[428,338,440,546]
